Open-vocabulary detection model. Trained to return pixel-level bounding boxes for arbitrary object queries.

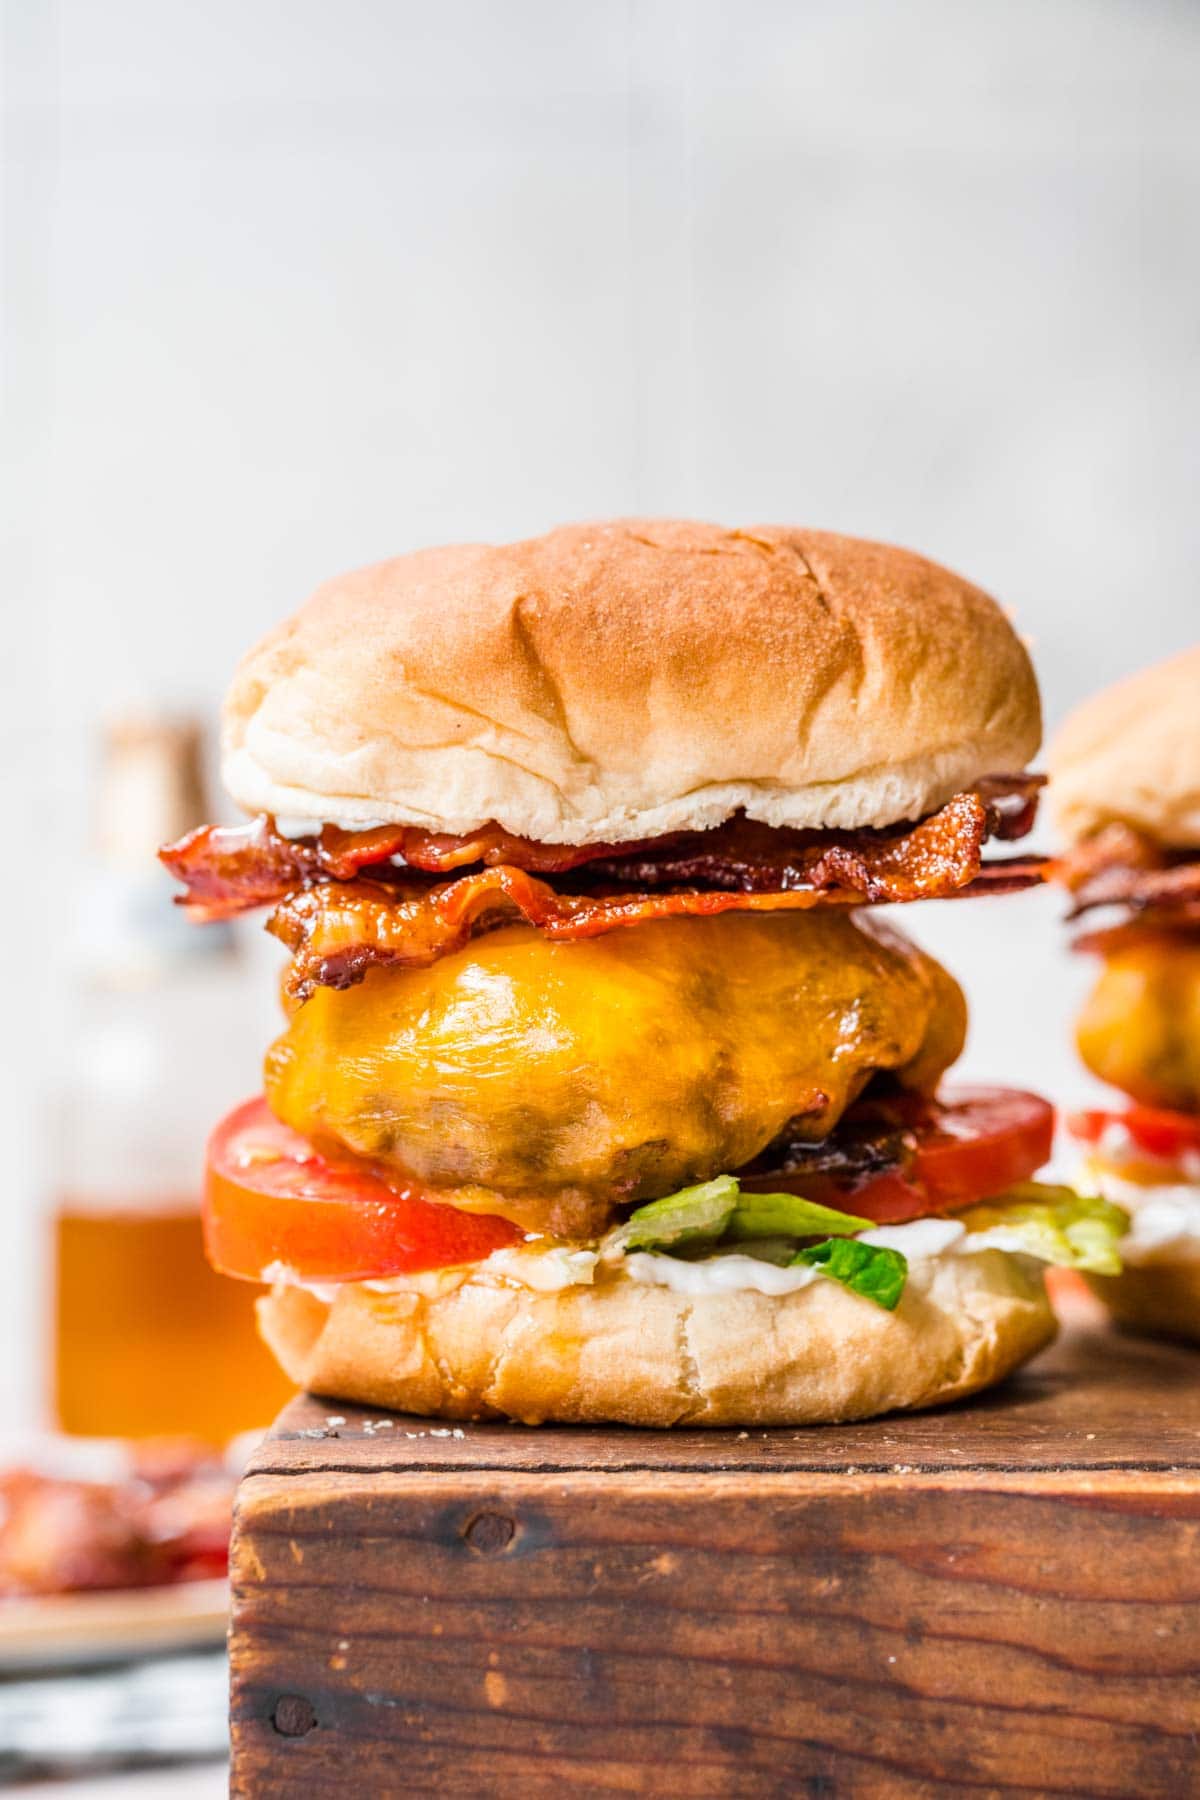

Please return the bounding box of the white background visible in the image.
[3,0,1199,1426]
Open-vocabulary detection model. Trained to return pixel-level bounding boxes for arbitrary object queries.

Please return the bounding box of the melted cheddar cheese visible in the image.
[265,910,966,1235]
[1077,935,1200,1112]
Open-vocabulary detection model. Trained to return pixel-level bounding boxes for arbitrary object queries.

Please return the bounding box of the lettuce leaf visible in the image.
[792,1237,908,1310]
[604,1177,908,1309]
[958,1183,1128,1276]
[607,1178,871,1257]
[725,1191,874,1242]
[604,1176,739,1255]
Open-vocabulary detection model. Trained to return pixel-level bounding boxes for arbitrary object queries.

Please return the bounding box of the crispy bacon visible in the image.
[1067,859,1200,919]
[161,818,664,920]
[578,791,1045,900]
[160,778,1048,992]
[269,876,842,997]
[1057,822,1161,895]
[1061,823,1200,952]
[973,771,1046,842]
[271,848,1047,1000]
[958,855,1052,896]
[1071,908,1200,957]
[161,814,322,918]
[161,774,1044,923]
[0,1447,233,1598]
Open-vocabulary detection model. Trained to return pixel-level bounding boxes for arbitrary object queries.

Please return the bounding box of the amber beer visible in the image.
[52,717,293,1442]
[54,1201,291,1441]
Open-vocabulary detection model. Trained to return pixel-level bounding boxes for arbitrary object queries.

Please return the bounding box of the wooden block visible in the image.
[229,1316,1200,1797]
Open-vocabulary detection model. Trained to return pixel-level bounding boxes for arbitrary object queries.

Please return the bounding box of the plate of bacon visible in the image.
[0,1439,237,1669]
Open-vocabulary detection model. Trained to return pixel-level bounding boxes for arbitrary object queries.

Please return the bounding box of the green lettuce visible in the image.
[603,1178,907,1310]
[604,1176,739,1255]
[959,1183,1128,1276]
[601,1175,1125,1310]
[608,1178,872,1256]
[792,1237,908,1310]
[724,1192,873,1242]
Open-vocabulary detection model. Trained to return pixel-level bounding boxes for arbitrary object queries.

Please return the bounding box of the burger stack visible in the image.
[1051,646,1200,1342]
[162,520,1127,1426]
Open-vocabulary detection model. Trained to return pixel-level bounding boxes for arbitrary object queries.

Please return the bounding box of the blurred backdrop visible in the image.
[4,0,1199,1429]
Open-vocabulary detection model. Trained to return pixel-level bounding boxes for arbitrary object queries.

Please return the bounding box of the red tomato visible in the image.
[743,1087,1056,1224]
[1067,1103,1200,1163]
[204,1097,522,1282]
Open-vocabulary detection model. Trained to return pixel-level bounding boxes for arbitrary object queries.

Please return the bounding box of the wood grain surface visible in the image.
[249,1316,1200,1477]
[230,1318,1200,1797]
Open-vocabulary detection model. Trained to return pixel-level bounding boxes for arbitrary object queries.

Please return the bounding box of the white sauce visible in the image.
[622,1251,821,1297]
[273,815,389,839]
[1122,1195,1200,1262]
[365,1266,472,1299]
[954,1225,1047,1256]
[481,1246,599,1291]
[856,1218,966,1258]
[263,1204,1070,1301]
[858,1216,1041,1260]
[260,1261,342,1303]
[1079,1152,1200,1267]
[1084,1168,1200,1265]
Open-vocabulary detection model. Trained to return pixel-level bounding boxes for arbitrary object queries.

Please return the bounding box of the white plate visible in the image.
[0,1578,229,1670]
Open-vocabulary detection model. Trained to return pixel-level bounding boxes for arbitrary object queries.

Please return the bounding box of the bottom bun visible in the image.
[257,1249,1056,1427]
[1088,1260,1200,1345]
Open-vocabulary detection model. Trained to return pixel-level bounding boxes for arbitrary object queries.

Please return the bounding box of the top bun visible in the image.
[1049,646,1200,849]
[222,519,1041,844]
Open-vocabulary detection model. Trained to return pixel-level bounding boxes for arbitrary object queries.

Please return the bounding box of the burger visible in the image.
[1050,645,1200,1342]
[162,520,1124,1425]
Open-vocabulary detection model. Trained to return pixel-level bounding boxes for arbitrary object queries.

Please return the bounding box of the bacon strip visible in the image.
[973,772,1045,842]
[160,779,1048,993]
[161,775,1044,923]
[270,876,841,997]
[1067,859,1200,919]
[161,818,672,919]
[1059,823,1200,952]
[270,848,1048,999]
[0,1451,233,1597]
[1057,822,1161,895]
[576,801,990,898]
[1071,907,1200,957]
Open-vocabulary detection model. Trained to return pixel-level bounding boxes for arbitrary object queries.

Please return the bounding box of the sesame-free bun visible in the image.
[257,1251,1055,1428]
[223,519,1041,845]
[1049,645,1200,849]
[1088,1261,1200,1346]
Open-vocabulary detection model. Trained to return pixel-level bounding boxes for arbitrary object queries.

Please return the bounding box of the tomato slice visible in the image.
[742,1087,1056,1225]
[207,1086,1057,1282]
[1067,1104,1200,1163]
[205,1097,522,1282]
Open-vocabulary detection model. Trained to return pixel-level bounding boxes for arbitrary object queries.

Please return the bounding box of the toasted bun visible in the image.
[1049,645,1200,849]
[1088,1262,1200,1345]
[223,519,1041,845]
[257,1253,1055,1427]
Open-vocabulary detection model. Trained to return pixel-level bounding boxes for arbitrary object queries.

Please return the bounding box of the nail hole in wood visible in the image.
[463,1510,515,1554]
[272,1693,317,1737]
